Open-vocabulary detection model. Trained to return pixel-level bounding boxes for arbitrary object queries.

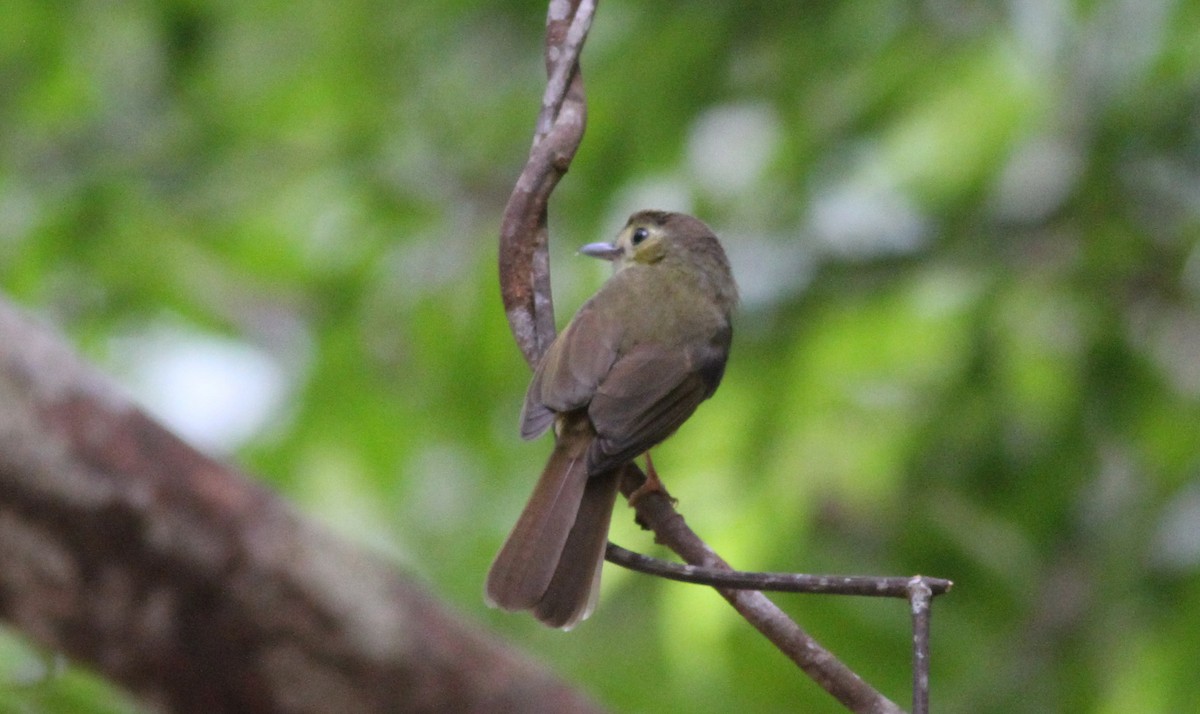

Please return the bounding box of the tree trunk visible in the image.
[0,299,603,714]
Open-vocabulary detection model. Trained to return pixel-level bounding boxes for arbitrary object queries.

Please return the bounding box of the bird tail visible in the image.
[531,468,619,628]
[485,425,620,629]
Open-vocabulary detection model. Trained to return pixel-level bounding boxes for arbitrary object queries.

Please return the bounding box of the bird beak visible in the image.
[579,242,622,261]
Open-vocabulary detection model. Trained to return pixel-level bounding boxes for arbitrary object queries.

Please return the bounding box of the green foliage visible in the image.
[4,1,1200,712]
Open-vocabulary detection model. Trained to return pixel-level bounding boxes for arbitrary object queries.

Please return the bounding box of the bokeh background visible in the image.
[4,1,1200,712]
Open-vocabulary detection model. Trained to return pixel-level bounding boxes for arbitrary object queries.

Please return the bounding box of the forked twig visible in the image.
[606,544,952,599]
[497,2,947,712]
[613,465,907,714]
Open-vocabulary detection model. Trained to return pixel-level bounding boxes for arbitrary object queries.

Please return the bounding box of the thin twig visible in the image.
[614,466,905,714]
[908,577,935,714]
[607,544,952,598]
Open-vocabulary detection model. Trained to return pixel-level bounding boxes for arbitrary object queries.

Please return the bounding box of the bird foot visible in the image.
[627,452,674,508]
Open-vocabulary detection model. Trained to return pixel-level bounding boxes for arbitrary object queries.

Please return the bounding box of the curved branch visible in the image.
[495,3,909,713]
[499,0,594,367]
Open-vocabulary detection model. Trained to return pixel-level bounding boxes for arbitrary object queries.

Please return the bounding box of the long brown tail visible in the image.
[532,467,619,628]
[486,430,590,612]
[485,428,620,628]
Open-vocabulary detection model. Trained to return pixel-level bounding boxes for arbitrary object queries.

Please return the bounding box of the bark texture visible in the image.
[0,300,603,714]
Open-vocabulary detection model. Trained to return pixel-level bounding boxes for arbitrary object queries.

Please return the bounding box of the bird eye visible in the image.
[631,227,649,245]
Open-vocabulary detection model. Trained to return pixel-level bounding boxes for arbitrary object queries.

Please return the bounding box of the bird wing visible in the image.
[585,333,729,473]
[519,303,622,440]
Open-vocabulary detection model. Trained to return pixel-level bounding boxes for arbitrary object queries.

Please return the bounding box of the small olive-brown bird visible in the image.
[486,210,738,629]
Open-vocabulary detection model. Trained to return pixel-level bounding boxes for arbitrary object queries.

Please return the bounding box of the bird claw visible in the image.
[627,452,674,507]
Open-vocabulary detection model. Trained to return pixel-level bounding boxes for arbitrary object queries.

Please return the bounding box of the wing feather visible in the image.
[520,305,621,440]
[586,338,729,473]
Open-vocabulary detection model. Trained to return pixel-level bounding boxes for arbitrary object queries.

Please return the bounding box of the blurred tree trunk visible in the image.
[0,298,602,714]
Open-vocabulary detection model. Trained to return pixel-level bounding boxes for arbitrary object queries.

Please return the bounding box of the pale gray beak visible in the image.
[579,242,622,261]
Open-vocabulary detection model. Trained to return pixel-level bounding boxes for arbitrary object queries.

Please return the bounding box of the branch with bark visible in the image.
[0,298,604,713]
[497,2,950,713]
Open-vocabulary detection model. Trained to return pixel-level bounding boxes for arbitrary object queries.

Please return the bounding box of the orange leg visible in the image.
[627,451,674,507]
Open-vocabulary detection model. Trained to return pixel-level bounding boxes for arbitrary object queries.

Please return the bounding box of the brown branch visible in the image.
[615,468,906,714]
[499,0,594,368]
[496,2,913,714]
[609,496,945,714]
[908,577,935,714]
[606,543,952,598]
[0,299,604,714]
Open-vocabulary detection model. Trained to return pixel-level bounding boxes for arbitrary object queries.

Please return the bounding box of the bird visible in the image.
[486,209,738,629]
